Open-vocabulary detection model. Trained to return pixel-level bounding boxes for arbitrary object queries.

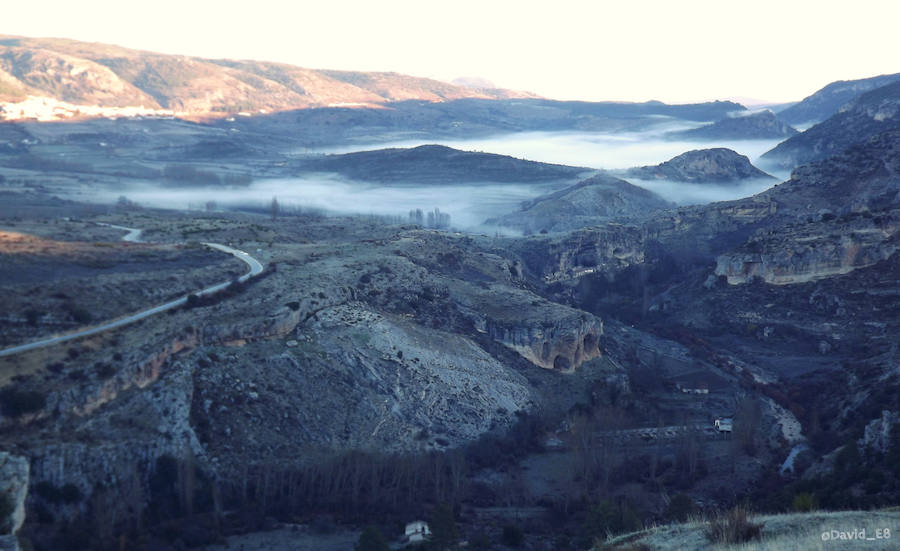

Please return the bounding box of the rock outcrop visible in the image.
[715,224,898,284]
[507,223,645,282]
[0,452,28,546]
[860,410,898,454]
[621,148,775,183]
[451,283,603,372]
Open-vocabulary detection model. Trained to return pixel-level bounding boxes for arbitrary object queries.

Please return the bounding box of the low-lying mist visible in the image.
[92,177,570,232]
[313,124,788,175]
[89,124,792,232]
[623,177,779,206]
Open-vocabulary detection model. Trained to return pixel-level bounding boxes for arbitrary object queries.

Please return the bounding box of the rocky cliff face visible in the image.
[0,452,27,540]
[860,410,898,454]
[508,223,645,281]
[715,220,898,284]
[622,148,775,183]
[451,283,603,372]
[28,363,202,498]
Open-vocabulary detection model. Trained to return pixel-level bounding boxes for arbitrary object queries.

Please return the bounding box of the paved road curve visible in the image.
[0,229,264,358]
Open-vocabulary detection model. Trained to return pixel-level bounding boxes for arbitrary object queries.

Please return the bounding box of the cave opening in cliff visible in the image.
[553,355,571,371]
[583,333,598,355]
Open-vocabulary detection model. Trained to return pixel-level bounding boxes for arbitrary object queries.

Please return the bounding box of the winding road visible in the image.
[0,226,264,358]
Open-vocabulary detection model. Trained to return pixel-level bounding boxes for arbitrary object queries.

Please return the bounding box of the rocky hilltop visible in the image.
[778,72,900,125]
[0,35,534,115]
[297,144,590,184]
[621,148,775,183]
[671,110,798,140]
[486,174,671,233]
[763,81,900,169]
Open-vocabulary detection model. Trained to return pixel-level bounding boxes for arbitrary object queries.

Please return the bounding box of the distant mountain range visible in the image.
[777,72,900,125]
[763,81,900,168]
[0,35,535,115]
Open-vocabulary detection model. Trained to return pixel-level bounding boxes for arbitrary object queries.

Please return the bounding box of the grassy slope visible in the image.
[599,510,900,551]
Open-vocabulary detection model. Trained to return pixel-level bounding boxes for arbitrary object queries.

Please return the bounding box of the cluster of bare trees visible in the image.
[408,208,451,229]
[218,449,470,522]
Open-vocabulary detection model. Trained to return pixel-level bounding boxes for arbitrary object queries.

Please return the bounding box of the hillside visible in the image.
[599,510,900,551]
[778,72,900,125]
[486,173,672,233]
[762,81,900,169]
[621,148,775,183]
[296,144,590,184]
[0,35,535,115]
[670,110,798,140]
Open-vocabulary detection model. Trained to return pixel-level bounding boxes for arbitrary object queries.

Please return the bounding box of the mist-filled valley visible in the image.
[72,123,791,233]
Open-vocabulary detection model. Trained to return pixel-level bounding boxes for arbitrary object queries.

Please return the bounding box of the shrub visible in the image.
[704,506,763,545]
[468,530,493,550]
[94,362,116,379]
[792,492,818,512]
[0,492,14,532]
[583,500,642,542]
[665,493,697,522]
[68,307,92,324]
[24,309,41,326]
[354,525,390,551]
[60,483,82,504]
[501,524,524,548]
[0,387,46,417]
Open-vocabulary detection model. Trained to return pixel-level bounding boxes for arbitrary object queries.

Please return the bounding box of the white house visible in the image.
[715,418,733,432]
[403,521,431,544]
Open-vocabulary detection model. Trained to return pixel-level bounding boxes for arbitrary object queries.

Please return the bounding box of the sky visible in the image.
[4,0,900,104]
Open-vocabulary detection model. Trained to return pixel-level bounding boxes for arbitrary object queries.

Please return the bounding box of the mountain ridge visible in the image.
[778,72,900,125]
[0,34,537,116]
[762,80,900,169]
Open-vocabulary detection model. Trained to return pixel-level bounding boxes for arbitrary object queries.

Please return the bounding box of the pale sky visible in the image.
[4,0,900,104]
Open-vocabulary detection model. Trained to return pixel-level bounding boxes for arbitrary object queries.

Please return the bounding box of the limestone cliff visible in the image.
[0,452,28,548]
[509,223,645,283]
[715,220,898,285]
[452,283,603,372]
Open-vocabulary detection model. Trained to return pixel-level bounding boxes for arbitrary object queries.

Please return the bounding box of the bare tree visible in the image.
[270,196,280,221]
[735,397,762,456]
